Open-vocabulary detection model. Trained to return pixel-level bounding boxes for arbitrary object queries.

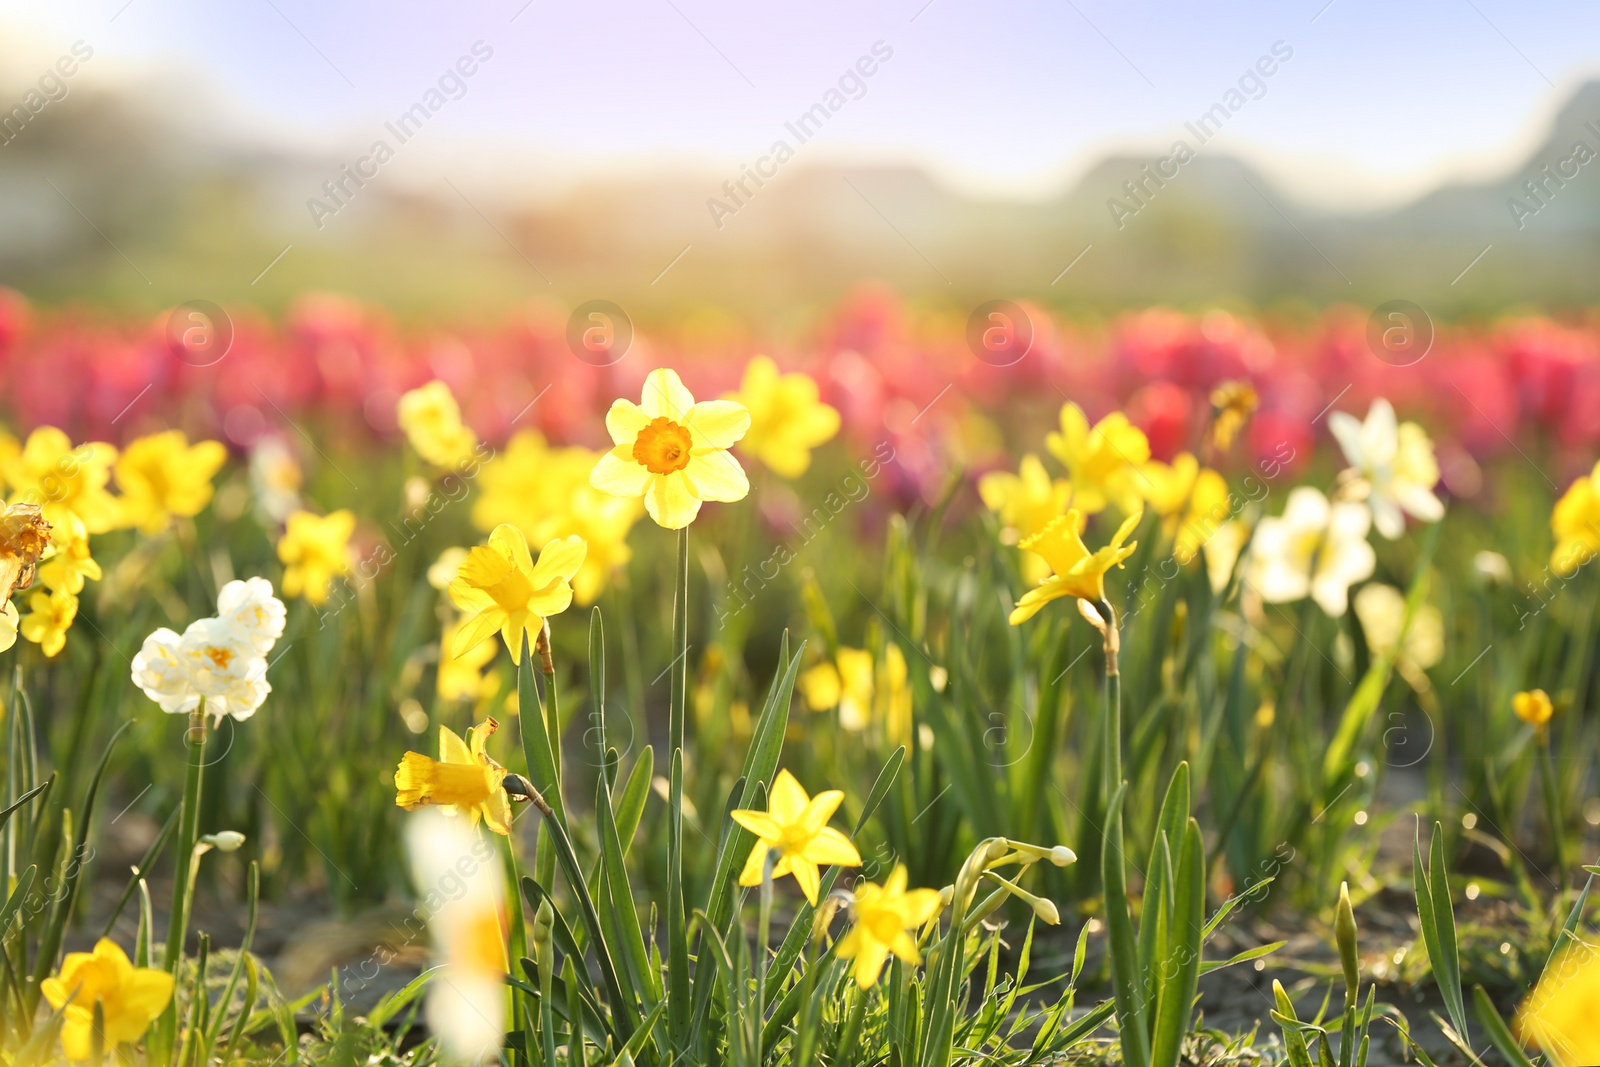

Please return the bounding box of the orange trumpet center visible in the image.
[633,417,694,475]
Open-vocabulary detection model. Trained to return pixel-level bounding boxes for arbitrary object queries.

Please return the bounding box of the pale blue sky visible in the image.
[3,0,1598,206]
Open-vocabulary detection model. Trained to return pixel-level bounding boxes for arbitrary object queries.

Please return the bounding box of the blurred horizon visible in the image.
[3,0,1600,324]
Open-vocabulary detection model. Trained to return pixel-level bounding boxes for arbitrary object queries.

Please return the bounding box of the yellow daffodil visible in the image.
[1140,453,1229,564]
[1209,380,1258,452]
[979,454,1072,586]
[473,431,640,605]
[798,646,910,740]
[1516,941,1600,1067]
[730,769,861,904]
[113,430,228,533]
[1551,460,1600,576]
[395,719,513,836]
[1009,509,1142,625]
[1513,688,1554,734]
[591,368,750,529]
[1045,403,1150,515]
[438,617,498,703]
[835,864,942,988]
[276,509,355,605]
[39,513,99,595]
[41,938,173,1060]
[727,356,840,478]
[20,587,76,657]
[398,381,479,470]
[2,427,120,533]
[0,501,50,602]
[447,525,584,664]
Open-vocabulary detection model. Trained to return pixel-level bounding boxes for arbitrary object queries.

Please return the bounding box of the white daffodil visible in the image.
[216,577,286,656]
[131,628,201,715]
[1245,487,1375,617]
[1326,398,1443,540]
[177,618,271,721]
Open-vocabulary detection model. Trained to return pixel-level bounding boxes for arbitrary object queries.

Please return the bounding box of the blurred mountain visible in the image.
[6,79,1600,323]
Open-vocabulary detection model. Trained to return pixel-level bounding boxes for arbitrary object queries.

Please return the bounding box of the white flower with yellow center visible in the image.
[177,618,271,721]
[1327,398,1443,540]
[1245,487,1375,617]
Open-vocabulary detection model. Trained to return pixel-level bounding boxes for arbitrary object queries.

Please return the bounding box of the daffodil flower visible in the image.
[1327,398,1443,540]
[1044,403,1150,515]
[2,427,120,534]
[1513,688,1554,731]
[1551,459,1600,576]
[1008,509,1142,626]
[398,381,479,470]
[42,938,174,1060]
[447,525,585,664]
[591,368,750,529]
[0,501,50,603]
[1244,487,1375,617]
[979,454,1073,586]
[727,356,840,478]
[277,509,355,605]
[835,864,943,989]
[1139,452,1228,564]
[394,719,514,835]
[20,588,77,657]
[113,430,228,533]
[730,769,862,904]
[1516,941,1600,1067]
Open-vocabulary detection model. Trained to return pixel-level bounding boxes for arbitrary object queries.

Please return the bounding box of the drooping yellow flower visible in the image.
[38,513,100,595]
[1551,460,1600,577]
[1513,689,1554,733]
[730,769,861,904]
[112,430,228,533]
[397,381,479,470]
[276,509,355,605]
[0,501,51,603]
[1009,509,1142,626]
[41,938,173,1060]
[394,719,513,835]
[447,525,584,664]
[979,454,1072,586]
[2,427,120,533]
[473,431,640,605]
[835,864,943,989]
[20,588,76,657]
[1209,380,1258,452]
[438,616,498,703]
[1140,453,1229,564]
[1045,404,1150,515]
[1516,941,1600,1067]
[591,368,750,529]
[727,356,840,478]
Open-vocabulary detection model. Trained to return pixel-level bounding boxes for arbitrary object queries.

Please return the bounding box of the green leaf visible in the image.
[1471,985,1537,1067]
[1103,782,1150,1067]
[1412,821,1470,1047]
[1150,819,1204,1067]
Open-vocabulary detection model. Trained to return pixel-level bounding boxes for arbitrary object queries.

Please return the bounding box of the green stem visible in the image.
[157,707,205,1060]
[1537,740,1568,884]
[666,526,691,1046]
[1103,660,1122,810]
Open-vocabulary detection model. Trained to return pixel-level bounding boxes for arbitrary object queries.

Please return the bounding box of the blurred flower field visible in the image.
[1,284,1600,1066]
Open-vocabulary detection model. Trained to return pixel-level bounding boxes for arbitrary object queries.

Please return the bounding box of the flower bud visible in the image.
[1335,881,1359,1007]
[202,831,246,852]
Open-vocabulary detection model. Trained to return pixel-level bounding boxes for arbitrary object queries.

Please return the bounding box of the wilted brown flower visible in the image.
[0,503,51,603]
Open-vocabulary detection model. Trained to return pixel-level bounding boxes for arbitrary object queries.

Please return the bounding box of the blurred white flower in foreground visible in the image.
[406,810,506,1064]
[1327,398,1444,540]
[1245,487,1375,617]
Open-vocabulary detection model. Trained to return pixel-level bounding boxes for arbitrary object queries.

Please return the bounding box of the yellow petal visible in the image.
[451,609,504,661]
[438,725,474,765]
[488,524,533,575]
[683,450,749,503]
[767,770,810,823]
[644,472,702,529]
[605,399,650,446]
[730,809,782,840]
[851,937,892,988]
[801,826,862,868]
[640,368,695,421]
[530,535,587,588]
[790,857,821,904]
[737,841,771,887]
[591,449,652,498]
[685,400,751,450]
[800,789,845,833]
